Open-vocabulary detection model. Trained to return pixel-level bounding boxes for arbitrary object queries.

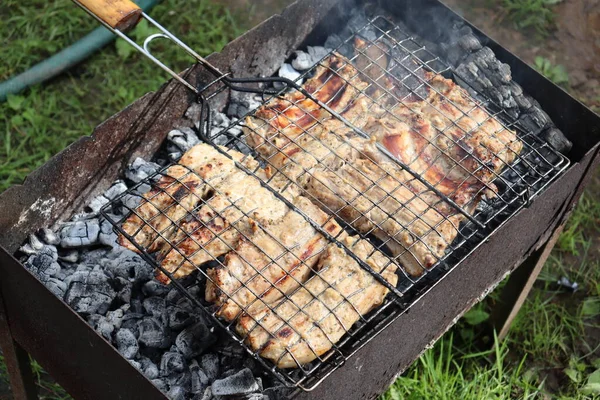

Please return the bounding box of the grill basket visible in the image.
[99,15,569,390]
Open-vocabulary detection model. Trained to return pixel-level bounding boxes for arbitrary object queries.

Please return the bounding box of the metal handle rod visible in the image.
[71,0,228,94]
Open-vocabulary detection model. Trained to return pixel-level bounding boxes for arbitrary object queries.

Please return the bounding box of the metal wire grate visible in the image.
[101,15,569,391]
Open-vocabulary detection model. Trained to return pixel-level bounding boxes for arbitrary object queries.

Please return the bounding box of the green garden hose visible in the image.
[0,0,160,102]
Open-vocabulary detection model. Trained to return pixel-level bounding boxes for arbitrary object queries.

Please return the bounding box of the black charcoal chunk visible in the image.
[120,313,144,337]
[541,127,573,154]
[26,246,60,282]
[143,280,171,297]
[138,317,171,349]
[114,277,132,304]
[129,359,142,371]
[168,306,195,331]
[125,158,161,184]
[104,181,128,200]
[88,195,109,213]
[160,351,186,376]
[263,386,292,399]
[245,395,269,400]
[200,353,220,382]
[166,288,184,304]
[64,269,116,315]
[324,33,343,50]
[144,297,167,324]
[458,34,482,52]
[519,107,551,134]
[347,12,369,34]
[196,387,213,400]
[175,322,215,359]
[119,193,143,213]
[139,357,159,380]
[185,102,202,125]
[190,359,210,394]
[99,217,117,248]
[227,92,263,118]
[102,249,153,282]
[277,63,302,84]
[60,219,100,248]
[211,368,259,396]
[90,306,127,339]
[513,93,533,111]
[167,385,186,400]
[116,328,139,359]
[167,128,200,160]
[46,278,67,297]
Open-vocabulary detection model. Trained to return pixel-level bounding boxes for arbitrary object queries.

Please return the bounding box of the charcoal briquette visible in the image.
[63,269,116,315]
[138,317,171,349]
[60,219,100,248]
[175,322,215,359]
[140,357,159,379]
[211,368,259,396]
[143,280,171,297]
[104,181,128,200]
[167,385,186,400]
[144,297,167,323]
[116,328,139,359]
[200,353,220,382]
[168,306,195,331]
[160,351,186,376]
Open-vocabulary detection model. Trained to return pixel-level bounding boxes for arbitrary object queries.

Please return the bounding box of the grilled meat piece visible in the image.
[156,165,288,284]
[119,144,255,253]
[236,235,397,368]
[245,54,369,162]
[207,196,342,321]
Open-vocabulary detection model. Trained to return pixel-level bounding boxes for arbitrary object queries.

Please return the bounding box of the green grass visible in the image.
[500,0,560,36]
[0,0,242,192]
[535,56,570,88]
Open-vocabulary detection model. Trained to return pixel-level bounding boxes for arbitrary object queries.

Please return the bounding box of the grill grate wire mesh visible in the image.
[101,16,569,390]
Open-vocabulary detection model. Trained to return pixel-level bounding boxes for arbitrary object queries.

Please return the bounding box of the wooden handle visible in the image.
[76,0,142,31]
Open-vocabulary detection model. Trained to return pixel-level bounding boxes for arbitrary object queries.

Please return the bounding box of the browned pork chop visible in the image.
[207,196,342,321]
[236,235,397,368]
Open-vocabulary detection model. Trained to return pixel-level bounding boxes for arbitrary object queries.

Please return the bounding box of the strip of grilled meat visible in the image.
[155,164,288,284]
[236,235,397,368]
[119,144,256,254]
[207,196,342,321]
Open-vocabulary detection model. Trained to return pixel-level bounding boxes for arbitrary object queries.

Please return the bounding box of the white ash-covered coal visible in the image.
[19,5,570,400]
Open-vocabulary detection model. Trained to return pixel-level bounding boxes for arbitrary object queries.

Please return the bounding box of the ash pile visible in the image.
[19,6,571,400]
